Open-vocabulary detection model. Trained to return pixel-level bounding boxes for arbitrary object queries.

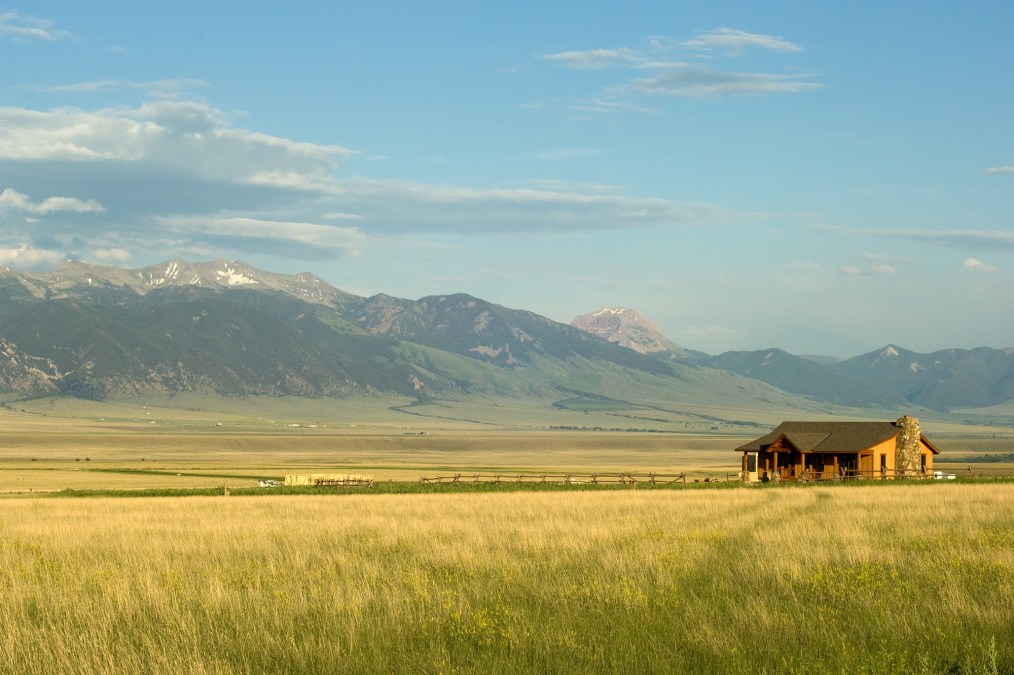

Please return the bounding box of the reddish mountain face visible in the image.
[571,307,679,356]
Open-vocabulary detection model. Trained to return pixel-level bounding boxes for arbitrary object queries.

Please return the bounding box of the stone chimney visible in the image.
[895,415,922,477]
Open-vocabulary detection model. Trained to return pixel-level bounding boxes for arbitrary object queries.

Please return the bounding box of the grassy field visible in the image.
[2,483,1012,674]
[2,402,1013,672]
[3,397,1012,493]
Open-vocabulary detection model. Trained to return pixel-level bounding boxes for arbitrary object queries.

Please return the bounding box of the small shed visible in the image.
[736,415,939,482]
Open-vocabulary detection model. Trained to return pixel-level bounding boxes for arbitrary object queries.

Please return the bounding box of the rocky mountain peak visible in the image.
[13,259,361,310]
[571,307,679,355]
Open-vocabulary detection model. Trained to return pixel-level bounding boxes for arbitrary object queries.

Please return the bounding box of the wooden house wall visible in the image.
[862,437,897,478]
[742,429,937,482]
[920,439,935,473]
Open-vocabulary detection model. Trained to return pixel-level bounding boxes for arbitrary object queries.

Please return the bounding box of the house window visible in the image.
[921,454,926,473]
[747,453,757,472]
[880,454,887,475]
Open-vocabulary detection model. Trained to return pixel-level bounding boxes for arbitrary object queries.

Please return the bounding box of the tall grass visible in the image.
[1,484,1011,673]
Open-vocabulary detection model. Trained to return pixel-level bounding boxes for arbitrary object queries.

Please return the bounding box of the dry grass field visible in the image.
[4,398,1012,493]
[2,484,1012,674]
[2,402,1013,673]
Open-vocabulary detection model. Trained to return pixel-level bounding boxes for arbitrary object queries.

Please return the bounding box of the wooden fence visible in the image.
[418,472,694,485]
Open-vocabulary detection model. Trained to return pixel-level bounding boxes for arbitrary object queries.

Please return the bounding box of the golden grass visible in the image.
[2,483,1012,673]
[1,428,752,491]
[3,416,1012,491]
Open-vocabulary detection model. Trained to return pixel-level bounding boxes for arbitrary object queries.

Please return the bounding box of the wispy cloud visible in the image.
[326,176,764,234]
[36,79,210,99]
[157,216,365,258]
[570,98,662,115]
[0,188,105,214]
[0,244,64,267]
[0,98,769,268]
[863,228,1014,251]
[0,101,353,171]
[683,28,803,55]
[90,247,132,264]
[870,264,897,276]
[541,48,639,70]
[963,258,999,273]
[538,28,820,111]
[983,165,1014,175]
[840,261,897,277]
[621,64,821,98]
[532,147,605,160]
[0,10,70,42]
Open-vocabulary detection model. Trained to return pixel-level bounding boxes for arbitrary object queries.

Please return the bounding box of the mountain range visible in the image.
[0,259,1011,418]
[568,313,1014,413]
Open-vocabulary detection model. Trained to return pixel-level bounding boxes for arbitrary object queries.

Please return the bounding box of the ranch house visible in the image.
[736,415,939,482]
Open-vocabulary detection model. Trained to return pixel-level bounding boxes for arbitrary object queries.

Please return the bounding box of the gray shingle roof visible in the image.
[736,421,903,454]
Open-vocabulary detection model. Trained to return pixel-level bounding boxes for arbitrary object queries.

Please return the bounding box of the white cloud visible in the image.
[322,211,365,221]
[862,228,1014,251]
[325,176,764,234]
[963,258,998,273]
[860,251,918,265]
[683,28,803,55]
[570,98,662,115]
[157,216,365,257]
[840,260,897,277]
[538,29,819,110]
[0,97,769,268]
[0,10,70,42]
[0,102,353,176]
[623,64,822,98]
[0,188,105,214]
[528,179,622,195]
[91,248,133,264]
[37,79,210,99]
[0,244,64,267]
[541,48,639,70]
[870,264,897,276]
[984,165,1014,175]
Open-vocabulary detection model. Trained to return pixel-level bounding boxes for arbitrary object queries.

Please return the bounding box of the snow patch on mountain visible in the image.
[217,266,259,286]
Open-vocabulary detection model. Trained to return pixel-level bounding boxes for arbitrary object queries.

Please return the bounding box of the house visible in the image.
[736,415,940,482]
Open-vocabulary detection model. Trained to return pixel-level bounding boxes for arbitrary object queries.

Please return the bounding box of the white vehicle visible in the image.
[932,471,957,480]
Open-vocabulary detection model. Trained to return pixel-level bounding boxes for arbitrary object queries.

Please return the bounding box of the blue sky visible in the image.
[1,2,1012,356]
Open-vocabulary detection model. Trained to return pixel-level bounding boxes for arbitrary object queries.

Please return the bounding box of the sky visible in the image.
[1,2,1012,356]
